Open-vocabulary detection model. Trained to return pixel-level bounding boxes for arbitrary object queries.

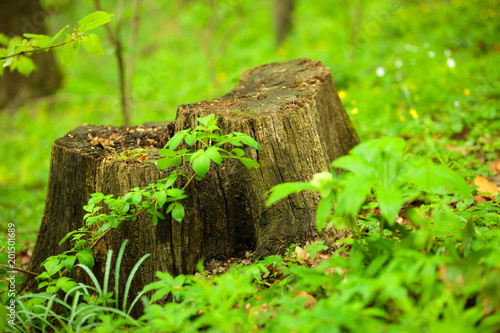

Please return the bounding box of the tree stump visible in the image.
[22,58,359,307]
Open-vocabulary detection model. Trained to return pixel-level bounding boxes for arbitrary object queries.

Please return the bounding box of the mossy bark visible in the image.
[22,58,359,315]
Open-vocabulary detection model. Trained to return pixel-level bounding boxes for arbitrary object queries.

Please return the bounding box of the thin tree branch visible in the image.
[125,0,142,118]
[0,40,71,60]
[94,0,130,126]
[1,264,40,277]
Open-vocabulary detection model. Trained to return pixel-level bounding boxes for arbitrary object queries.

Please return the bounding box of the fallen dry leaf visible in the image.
[489,161,500,175]
[474,175,499,198]
[293,291,317,309]
[138,156,148,162]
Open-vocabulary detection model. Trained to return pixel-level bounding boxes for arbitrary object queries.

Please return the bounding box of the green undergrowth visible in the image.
[1,0,499,331]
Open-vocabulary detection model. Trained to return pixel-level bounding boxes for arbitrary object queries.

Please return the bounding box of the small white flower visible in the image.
[447,58,456,68]
[411,46,418,53]
[376,67,386,77]
[404,44,412,51]
[444,49,452,57]
[454,101,460,107]
[424,42,430,49]
[395,59,403,68]
[428,50,435,58]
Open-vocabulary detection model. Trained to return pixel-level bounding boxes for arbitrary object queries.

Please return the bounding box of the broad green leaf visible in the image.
[17,56,36,76]
[239,157,259,169]
[81,33,104,56]
[159,148,177,157]
[62,255,77,271]
[172,156,183,167]
[172,203,185,222]
[335,175,373,218]
[56,277,77,293]
[184,132,199,146]
[58,38,80,65]
[43,258,64,276]
[409,164,471,199]
[197,114,215,127]
[232,148,245,157]
[3,44,19,68]
[316,194,335,232]
[376,186,404,225]
[241,136,262,150]
[76,249,95,269]
[0,33,9,46]
[267,182,315,206]
[78,11,113,32]
[206,146,222,165]
[156,157,173,169]
[167,131,188,150]
[166,188,183,198]
[156,190,167,207]
[49,25,69,45]
[192,152,211,178]
[332,154,374,178]
[132,191,142,206]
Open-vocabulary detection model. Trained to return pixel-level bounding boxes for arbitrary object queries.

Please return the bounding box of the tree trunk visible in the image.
[0,0,63,111]
[22,58,359,314]
[274,0,294,47]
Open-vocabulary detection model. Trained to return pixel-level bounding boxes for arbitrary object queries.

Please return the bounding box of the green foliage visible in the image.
[0,11,111,74]
[8,240,146,333]
[1,1,499,331]
[32,114,260,295]
[268,136,472,232]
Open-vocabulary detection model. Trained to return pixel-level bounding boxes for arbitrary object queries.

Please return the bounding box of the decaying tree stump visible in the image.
[22,58,359,307]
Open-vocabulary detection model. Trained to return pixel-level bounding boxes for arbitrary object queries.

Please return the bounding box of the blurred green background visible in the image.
[1,0,499,247]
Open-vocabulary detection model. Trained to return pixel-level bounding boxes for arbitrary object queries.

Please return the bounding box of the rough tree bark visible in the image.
[22,58,359,313]
[0,0,62,110]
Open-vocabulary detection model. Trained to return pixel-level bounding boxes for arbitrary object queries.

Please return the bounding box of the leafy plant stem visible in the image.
[0,40,71,60]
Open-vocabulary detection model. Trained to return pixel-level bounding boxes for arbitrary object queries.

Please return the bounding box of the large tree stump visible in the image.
[22,58,359,308]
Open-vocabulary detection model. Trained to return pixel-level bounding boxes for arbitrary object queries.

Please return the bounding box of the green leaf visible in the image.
[206,146,222,165]
[58,38,80,65]
[192,152,211,178]
[316,194,335,232]
[376,186,404,225]
[239,157,259,169]
[172,203,185,222]
[132,191,142,206]
[81,33,104,56]
[56,277,77,293]
[167,132,188,150]
[267,182,315,206]
[42,258,64,276]
[3,44,18,68]
[166,188,183,198]
[76,249,95,269]
[241,136,262,150]
[172,156,183,167]
[78,11,113,32]
[232,148,245,157]
[16,56,36,76]
[62,255,77,271]
[409,164,471,199]
[156,190,167,207]
[335,175,373,218]
[156,157,173,169]
[23,33,50,40]
[49,25,69,45]
[197,114,215,127]
[159,148,177,157]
